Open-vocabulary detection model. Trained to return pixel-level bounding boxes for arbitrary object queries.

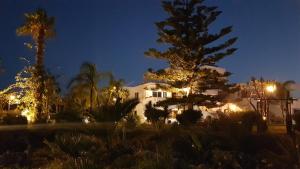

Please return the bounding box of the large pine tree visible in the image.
[145,0,237,109]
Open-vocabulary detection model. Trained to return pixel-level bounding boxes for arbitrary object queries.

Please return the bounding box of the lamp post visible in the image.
[264,83,277,122]
[262,83,295,136]
[255,83,277,133]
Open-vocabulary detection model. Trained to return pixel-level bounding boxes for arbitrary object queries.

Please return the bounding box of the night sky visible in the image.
[1,0,300,90]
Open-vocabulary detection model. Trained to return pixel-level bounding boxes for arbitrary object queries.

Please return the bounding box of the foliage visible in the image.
[68,62,109,114]
[145,0,237,110]
[1,66,60,123]
[43,133,105,169]
[177,109,202,125]
[1,114,27,125]
[54,110,82,122]
[122,113,141,129]
[99,74,129,105]
[144,102,169,123]
[0,93,8,112]
[17,8,56,119]
[92,98,139,122]
[0,126,297,168]
[208,111,262,136]
[294,111,300,131]
[176,109,202,125]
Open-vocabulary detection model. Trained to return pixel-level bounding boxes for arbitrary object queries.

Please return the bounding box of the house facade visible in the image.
[125,82,173,122]
[126,82,300,124]
[125,82,241,123]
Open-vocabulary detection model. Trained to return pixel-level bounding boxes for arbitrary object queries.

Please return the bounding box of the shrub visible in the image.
[92,98,139,122]
[294,111,300,131]
[144,102,169,123]
[1,114,27,125]
[54,110,82,122]
[240,111,260,133]
[176,109,202,125]
[210,111,260,135]
[123,113,140,129]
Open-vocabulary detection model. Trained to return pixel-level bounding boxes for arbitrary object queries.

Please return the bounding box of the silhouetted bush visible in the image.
[294,111,300,131]
[176,109,202,125]
[54,110,82,122]
[240,111,260,132]
[1,114,27,125]
[144,102,169,123]
[123,113,140,128]
[92,98,139,122]
[210,111,260,134]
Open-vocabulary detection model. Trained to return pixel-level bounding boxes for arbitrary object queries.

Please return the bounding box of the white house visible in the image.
[125,81,300,124]
[125,82,173,122]
[125,82,238,122]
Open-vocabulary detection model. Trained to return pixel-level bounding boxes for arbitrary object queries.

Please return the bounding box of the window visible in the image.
[152,91,165,97]
[134,92,139,99]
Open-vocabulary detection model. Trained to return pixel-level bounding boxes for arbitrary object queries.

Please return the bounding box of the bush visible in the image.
[209,111,260,136]
[123,113,140,128]
[240,111,260,133]
[54,110,83,122]
[144,102,169,123]
[176,109,202,125]
[1,114,27,125]
[92,98,139,122]
[294,111,300,131]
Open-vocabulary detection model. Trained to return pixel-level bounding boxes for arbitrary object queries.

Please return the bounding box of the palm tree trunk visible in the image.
[35,27,46,121]
[96,92,100,108]
[90,86,93,114]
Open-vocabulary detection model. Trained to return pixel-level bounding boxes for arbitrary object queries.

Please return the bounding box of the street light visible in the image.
[266,84,276,93]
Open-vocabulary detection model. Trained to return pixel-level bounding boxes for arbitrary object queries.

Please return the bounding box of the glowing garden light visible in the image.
[228,103,243,112]
[262,115,267,121]
[265,84,276,93]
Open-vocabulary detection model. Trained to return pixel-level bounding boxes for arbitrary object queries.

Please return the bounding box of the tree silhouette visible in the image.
[68,62,103,114]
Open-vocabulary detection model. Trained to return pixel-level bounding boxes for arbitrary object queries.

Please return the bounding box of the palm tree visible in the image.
[68,62,103,114]
[106,74,129,104]
[16,9,55,120]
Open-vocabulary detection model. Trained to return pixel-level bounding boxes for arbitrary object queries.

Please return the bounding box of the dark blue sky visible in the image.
[0,0,300,89]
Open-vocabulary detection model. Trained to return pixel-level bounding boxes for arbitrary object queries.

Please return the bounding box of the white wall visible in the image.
[125,83,172,122]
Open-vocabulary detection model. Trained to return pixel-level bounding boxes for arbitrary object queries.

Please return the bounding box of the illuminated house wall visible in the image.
[125,82,172,122]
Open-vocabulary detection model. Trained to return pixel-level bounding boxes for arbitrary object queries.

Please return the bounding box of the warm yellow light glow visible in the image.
[21,109,34,123]
[266,84,276,93]
[83,117,90,124]
[228,103,243,112]
[182,87,191,96]
[262,116,267,121]
[9,95,16,101]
